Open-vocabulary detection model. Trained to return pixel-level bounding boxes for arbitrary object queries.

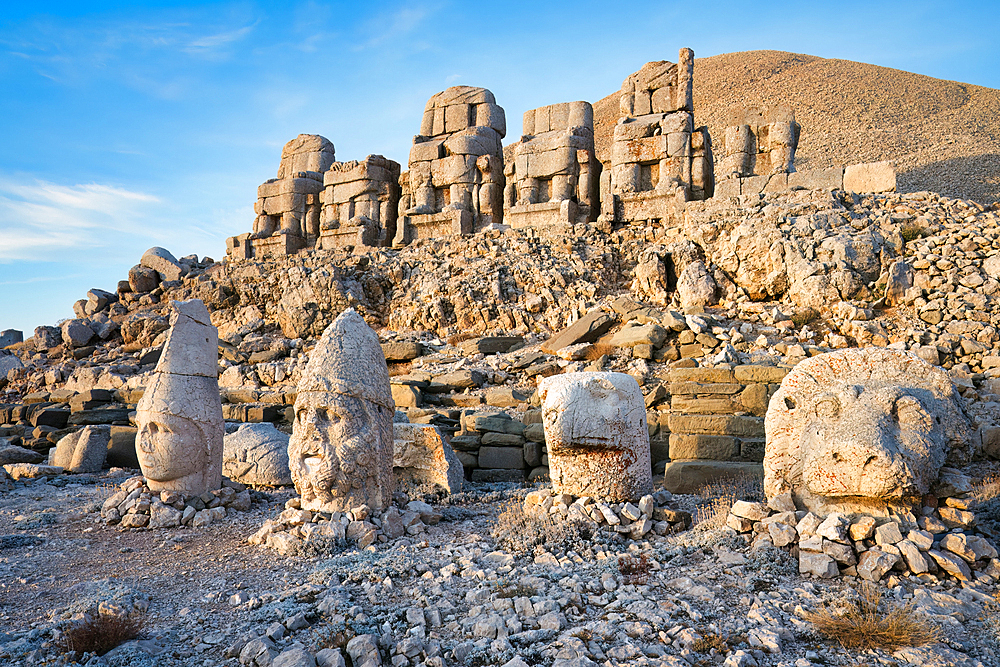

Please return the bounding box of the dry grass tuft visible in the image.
[791,307,820,328]
[387,361,413,377]
[446,332,476,346]
[973,473,1000,503]
[691,472,763,530]
[805,583,940,652]
[617,554,651,585]
[491,499,594,555]
[582,343,617,361]
[56,611,145,656]
[691,632,730,653]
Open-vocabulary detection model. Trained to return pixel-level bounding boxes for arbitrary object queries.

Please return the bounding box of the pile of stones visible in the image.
[524,487,691,540]
[100,475,253,529]
[248,497,442,556]
[727,491,1000,584]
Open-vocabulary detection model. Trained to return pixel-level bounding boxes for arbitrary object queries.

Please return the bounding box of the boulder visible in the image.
[764,348,972,514]
[0,444,44,465]
[393,423,464,493]
[843,161,896,193]
[141,247,183,282]
[61,319,95,348]
[538,372,652,502]
[223,423,293,486]
[49,425,110,473]
[128,264,160,293]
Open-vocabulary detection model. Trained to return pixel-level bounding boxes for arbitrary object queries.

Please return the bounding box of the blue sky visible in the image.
[1,0,998,335]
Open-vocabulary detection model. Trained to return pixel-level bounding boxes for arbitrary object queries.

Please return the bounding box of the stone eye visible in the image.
[815,397,841,420]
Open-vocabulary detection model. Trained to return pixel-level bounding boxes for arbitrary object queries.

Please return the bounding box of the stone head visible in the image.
[539,372,651,502]
[764,348,973,514]
[288,308,394,512]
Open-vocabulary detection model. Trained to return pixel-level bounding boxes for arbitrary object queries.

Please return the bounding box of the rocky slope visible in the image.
[592,50,1000,204]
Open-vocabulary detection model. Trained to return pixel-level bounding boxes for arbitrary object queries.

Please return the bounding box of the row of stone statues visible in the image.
[133,298,654,507]
[227,48,804,260]
[136,300,966,516]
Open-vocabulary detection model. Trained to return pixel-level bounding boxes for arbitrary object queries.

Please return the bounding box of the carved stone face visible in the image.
[539,372,651,502]
[797,384,941,499]
[288,391,393,512]
[136,410,219,494]
[764,348,972,515]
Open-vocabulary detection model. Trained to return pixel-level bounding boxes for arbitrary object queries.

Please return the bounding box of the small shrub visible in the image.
[617,554,651,585]
[57,611,145,656]
[900,223,927,243]
[805,582,940,652]
[973,473,1000,503]
[387,361,412,377]
[692,632,729,653]
[583,343,617,361]
[691,472,763,530]
[491,500,595,556]
[791,308,819,328]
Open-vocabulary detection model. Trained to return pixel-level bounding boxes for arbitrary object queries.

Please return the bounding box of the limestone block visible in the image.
[141,246,183,282]
[136,299,224,496]
[276,134,336,179]
[445,103,472,133]
[843,161,896,193]
[477,446,525,470]
[668,434,739,460]
[61,319,95,348]
[613,120,656,142]
[431,155,478,186]
[857,548,900,582]
[612,135,668,166]
[542,309,615,353]
[787,167,843,190]
[661,461,763,494]
[288,309,394,513]
[128,264,159,293]
[50,425,110,473]
[764,348,972,515]
[444,127,501,157]
[539,372,651,502]
[223,423,292,486]
[799,551,838,578]
[410,140,445,163]
[393,423,463,493]
[476,103,506,137]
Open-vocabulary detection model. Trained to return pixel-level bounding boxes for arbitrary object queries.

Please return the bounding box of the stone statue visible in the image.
[538,372,652,502]
[764,348,975,515]
[288,308,394,512]
[135,299,224,496]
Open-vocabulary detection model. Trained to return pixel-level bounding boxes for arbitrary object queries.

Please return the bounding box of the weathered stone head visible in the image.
[764,348,974,514]
[136,299,223,495]
[288,308,394,512]
[539,372,652,502]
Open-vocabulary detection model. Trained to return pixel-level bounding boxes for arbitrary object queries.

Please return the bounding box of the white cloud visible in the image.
[0,178,161,261]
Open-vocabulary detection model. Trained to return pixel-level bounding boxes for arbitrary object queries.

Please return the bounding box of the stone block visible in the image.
[734,365,789,384]
[477,446,525,469]
[666,413,764,437]
[107,426,139,469]
[667,367,735,383]
[471,469,524,483]
[670,396,735,414]
[668,433,739,460]
[542,310,615,354]
[843,161,896,193]
[661,460,762,494]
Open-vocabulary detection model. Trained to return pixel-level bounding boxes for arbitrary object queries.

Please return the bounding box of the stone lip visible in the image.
[296,308,393,409]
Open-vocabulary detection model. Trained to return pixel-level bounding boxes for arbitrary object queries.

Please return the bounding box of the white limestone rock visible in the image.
[288,308,394,513]
[764,348,973,515]
[223,423,293,486]
[538,371,652,502]
[136,299,224,496]
[393,423,463,493]
[49,425,110,473]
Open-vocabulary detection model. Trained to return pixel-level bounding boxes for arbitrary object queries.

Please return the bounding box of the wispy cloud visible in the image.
[355,4,434,51]
[0,178,161,261]
[183,22,257,57]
